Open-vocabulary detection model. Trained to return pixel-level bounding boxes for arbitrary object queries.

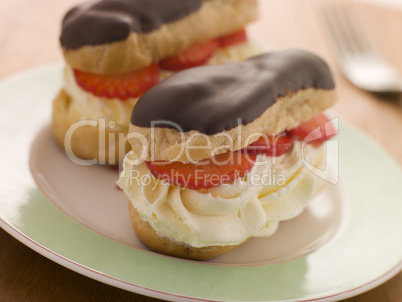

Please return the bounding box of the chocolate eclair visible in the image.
[52,0,260,164]
[118,49,337,260]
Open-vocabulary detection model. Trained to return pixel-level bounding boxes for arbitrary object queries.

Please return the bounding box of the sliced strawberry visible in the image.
[288,113,336,144]
[217,28,248,48]
[244,133,294,157]
[146,150,256,190]
[159,39,218,71]
[73,63,159,100]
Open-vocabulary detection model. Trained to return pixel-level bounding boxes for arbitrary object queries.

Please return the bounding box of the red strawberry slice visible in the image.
[288,113,336,144]
[217,28,248,48]
[159,39,218,71]
[244,134,294,157]
[73,63,159,100]
[146,150,256,190]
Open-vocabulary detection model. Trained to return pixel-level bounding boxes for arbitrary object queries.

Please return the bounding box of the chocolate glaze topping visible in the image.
[131,49,335,135]
[60,0,202,49]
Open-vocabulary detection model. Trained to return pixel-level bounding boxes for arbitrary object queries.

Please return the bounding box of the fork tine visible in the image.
[336,3,374,55]
[321,2,372,58]
[332,4,364,54]
[320,2,402,93]
[321,5,356,58]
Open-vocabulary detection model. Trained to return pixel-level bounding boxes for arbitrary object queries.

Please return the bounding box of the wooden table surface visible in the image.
[0,0,401,301]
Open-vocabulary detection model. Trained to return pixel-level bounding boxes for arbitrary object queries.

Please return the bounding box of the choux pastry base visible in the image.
[128,202,239,261]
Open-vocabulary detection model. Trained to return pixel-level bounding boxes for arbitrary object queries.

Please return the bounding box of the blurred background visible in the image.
[0,0,401,301]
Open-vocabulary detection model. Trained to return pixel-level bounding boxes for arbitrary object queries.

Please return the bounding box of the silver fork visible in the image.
[321,3,402,93]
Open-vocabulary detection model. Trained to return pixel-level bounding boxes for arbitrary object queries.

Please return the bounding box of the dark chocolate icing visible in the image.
[131,49,335,135]
[60,0,202,49]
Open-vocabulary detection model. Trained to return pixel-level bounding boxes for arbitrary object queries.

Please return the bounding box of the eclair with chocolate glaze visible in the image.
[52,0,260,164]
[118,49,338,260]
[129,49,337,162]
[61,0,259,74]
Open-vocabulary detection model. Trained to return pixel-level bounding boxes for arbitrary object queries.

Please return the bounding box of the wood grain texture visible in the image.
[0,0,401,301]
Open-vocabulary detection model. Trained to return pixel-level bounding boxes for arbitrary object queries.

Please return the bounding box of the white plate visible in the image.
[0,64,401,302]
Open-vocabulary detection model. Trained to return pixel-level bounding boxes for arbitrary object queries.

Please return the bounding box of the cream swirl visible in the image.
[117,142,326,248]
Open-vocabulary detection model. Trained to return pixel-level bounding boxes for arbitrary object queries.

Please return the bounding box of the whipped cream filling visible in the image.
[64,66,138,126]
[117,142,326,248]
[63,40,262,126]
